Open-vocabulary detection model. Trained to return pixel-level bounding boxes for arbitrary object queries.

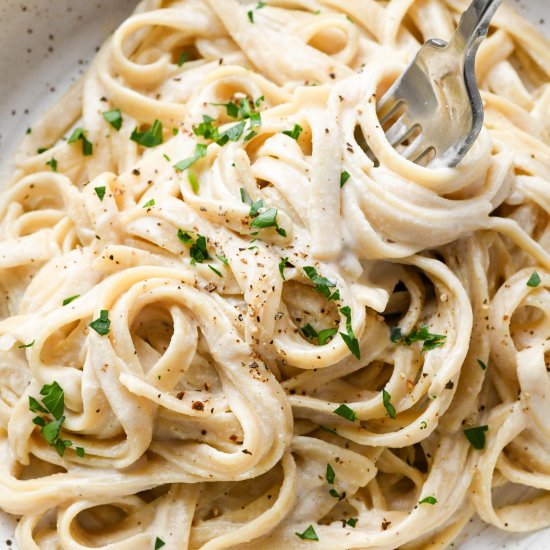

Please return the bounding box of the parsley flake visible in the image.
[174,143,207,172]
[404,325,446,352]
[63,295,80,306]
[419,496,437,505]
[131,119,163,148]
[382,389,396,419]
[103,108,123,131]
[95,187,106,201]
[142,199,155,209]
[68,128,93,156]
[346,518,358,528]
[318,328,338,346]
[279,257,289,280]
[340,171,350,188]
[89,310,111,336]
[301,324,318,340]
[188,170,200,194]
[283,123,303,141]
[464,425,488,450]
[333,403,356,422]
[155,537,166,549]
[295,525,319,541]
[527,271,541,288]
[303,267,340,301]
[18,341,35,349]
[208,265,223,277]
[326,463,335,484]
[177,51,189,67]
[339,306,360,359]
[46,158,58,172]
[477,359,487,370]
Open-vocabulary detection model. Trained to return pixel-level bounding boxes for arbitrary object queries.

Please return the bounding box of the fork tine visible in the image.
[377,97,404,126]
[401,134,425,161]
[385,117,417,147]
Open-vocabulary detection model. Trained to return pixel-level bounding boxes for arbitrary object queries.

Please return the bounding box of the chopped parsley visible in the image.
[188,170,200,194]
[390,327,403,343]
[68,128,93,156]
[339,306,360,359]
[89,310,111,336]
[247,2,266,23]
[346,518,358,528]
[403,325,446,352]
[333,403,356,422]
[46,158,58,172]
[301,324,318,339]
[527,271,541,288]
[155,537,166,549]
[240,187,253,205]
[95,187,106,201]
[177,51,189,67]
[142,199,155,209]
[329,488,341,499]
[178,231,212,264]
[464,425,488,450]
[76,446,85,457]
[303,267,340,301]
[419,496,437,505]
[283,123,303,141]
[174,143,207,172]
[250,207,286,236]
[130,119,163,148]
[29,382,79,457]
[63,295,80,306]
[18,341,35,349]
[477,359,487,370]
[295,525,319,541]
[318,328,338,346]
[382,389,396,419]
[103,108,123,131]
[216,254,229,265]
[326,464,335,484]
[278,257,289,280]
[340,171,350,188]
[208,265,223,277]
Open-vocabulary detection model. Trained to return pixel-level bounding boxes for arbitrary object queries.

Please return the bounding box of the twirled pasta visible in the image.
[1,0,550,548]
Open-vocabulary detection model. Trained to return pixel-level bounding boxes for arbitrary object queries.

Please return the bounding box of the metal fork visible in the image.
[376,0,502,168]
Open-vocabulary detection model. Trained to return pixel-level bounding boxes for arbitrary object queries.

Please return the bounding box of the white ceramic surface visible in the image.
[0,0,549,548]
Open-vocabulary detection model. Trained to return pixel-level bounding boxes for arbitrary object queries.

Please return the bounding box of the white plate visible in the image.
[0,0,549,548]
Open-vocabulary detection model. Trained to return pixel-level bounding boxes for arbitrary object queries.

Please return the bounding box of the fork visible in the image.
[376,0,502,168]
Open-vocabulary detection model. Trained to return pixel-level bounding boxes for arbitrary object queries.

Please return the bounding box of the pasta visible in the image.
[1,0,550,547]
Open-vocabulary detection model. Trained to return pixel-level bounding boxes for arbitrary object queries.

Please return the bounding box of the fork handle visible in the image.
[450,0,502,53]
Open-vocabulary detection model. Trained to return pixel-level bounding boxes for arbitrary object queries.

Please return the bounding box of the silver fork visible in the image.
[376,0,502,168]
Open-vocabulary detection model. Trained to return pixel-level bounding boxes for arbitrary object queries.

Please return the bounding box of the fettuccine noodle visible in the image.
[1,0,550,548]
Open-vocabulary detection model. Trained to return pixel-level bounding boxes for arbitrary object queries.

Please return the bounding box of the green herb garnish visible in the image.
[318,328,338,346]
[283,123,303,141]
[339,306,360,359]
[131,119,163,148]
[174,143,207,172]
[208,265,223,277]
[527,271,541,288]
[404,325,446,352]
[464,425,488,450]
[303,267,339,301]
[177,52,189,67]
[95,187,106,201]
[382,389,396,419]
[63,295,80,306]
[18,341,35,349]
[89,310,111,336]
[188,170,200,194]
[46,158,58,172]
[333,403,356,422]
[295,525,319,541]
[103,108,123,131]
[419,496,437,505]
[477,359,487,370]
[68,128,93,156]
[142,199,155,209]
[340,171,350,188]
[155,537,166,549]
[326,463,335,484]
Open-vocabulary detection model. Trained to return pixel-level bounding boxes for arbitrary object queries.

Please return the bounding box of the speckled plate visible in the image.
[0,0,549,548]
